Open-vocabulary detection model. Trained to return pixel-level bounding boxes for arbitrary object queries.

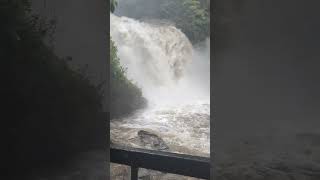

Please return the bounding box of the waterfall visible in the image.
[110,13,210,156]
[111,14,209,106]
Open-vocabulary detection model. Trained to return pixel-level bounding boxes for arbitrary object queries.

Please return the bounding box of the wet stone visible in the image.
[137,130,169,150]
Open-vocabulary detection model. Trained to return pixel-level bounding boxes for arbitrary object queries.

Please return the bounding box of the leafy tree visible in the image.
[160,0,210,43]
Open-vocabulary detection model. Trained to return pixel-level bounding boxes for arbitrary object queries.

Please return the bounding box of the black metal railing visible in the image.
[110,144,210,180]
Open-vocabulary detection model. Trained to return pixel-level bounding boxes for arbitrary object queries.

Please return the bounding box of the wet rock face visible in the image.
[138,130,169,150]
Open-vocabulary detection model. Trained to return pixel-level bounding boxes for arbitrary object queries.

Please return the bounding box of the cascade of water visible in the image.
[111,13,210,156]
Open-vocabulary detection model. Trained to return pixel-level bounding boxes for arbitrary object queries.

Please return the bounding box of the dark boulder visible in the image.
[137,130,169,150]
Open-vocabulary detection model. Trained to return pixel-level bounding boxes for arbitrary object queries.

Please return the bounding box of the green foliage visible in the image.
[110,39,146,118]
[160,0,210,43]
[110,0,145,119]
[110,0,118,12]
[1,0,105,173]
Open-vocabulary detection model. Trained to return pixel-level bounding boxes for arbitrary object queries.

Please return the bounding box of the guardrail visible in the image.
[110,144,210,180]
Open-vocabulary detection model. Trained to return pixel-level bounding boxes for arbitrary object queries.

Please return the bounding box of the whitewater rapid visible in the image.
[110,13,210,157]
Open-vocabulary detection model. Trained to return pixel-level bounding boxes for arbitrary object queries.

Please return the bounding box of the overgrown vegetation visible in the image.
[110,39,146,118]
[159,0,210,43]
[1,1,105,174]
[110,0,146,119]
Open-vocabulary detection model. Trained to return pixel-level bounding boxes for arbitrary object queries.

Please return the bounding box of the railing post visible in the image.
[131,166,138,180]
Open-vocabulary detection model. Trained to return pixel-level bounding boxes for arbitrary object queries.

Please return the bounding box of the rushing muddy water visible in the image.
[111,101,210,156]
[110,13,210,179]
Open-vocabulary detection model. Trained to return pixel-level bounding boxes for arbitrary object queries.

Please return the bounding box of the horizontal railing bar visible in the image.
[110,144,210,179]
